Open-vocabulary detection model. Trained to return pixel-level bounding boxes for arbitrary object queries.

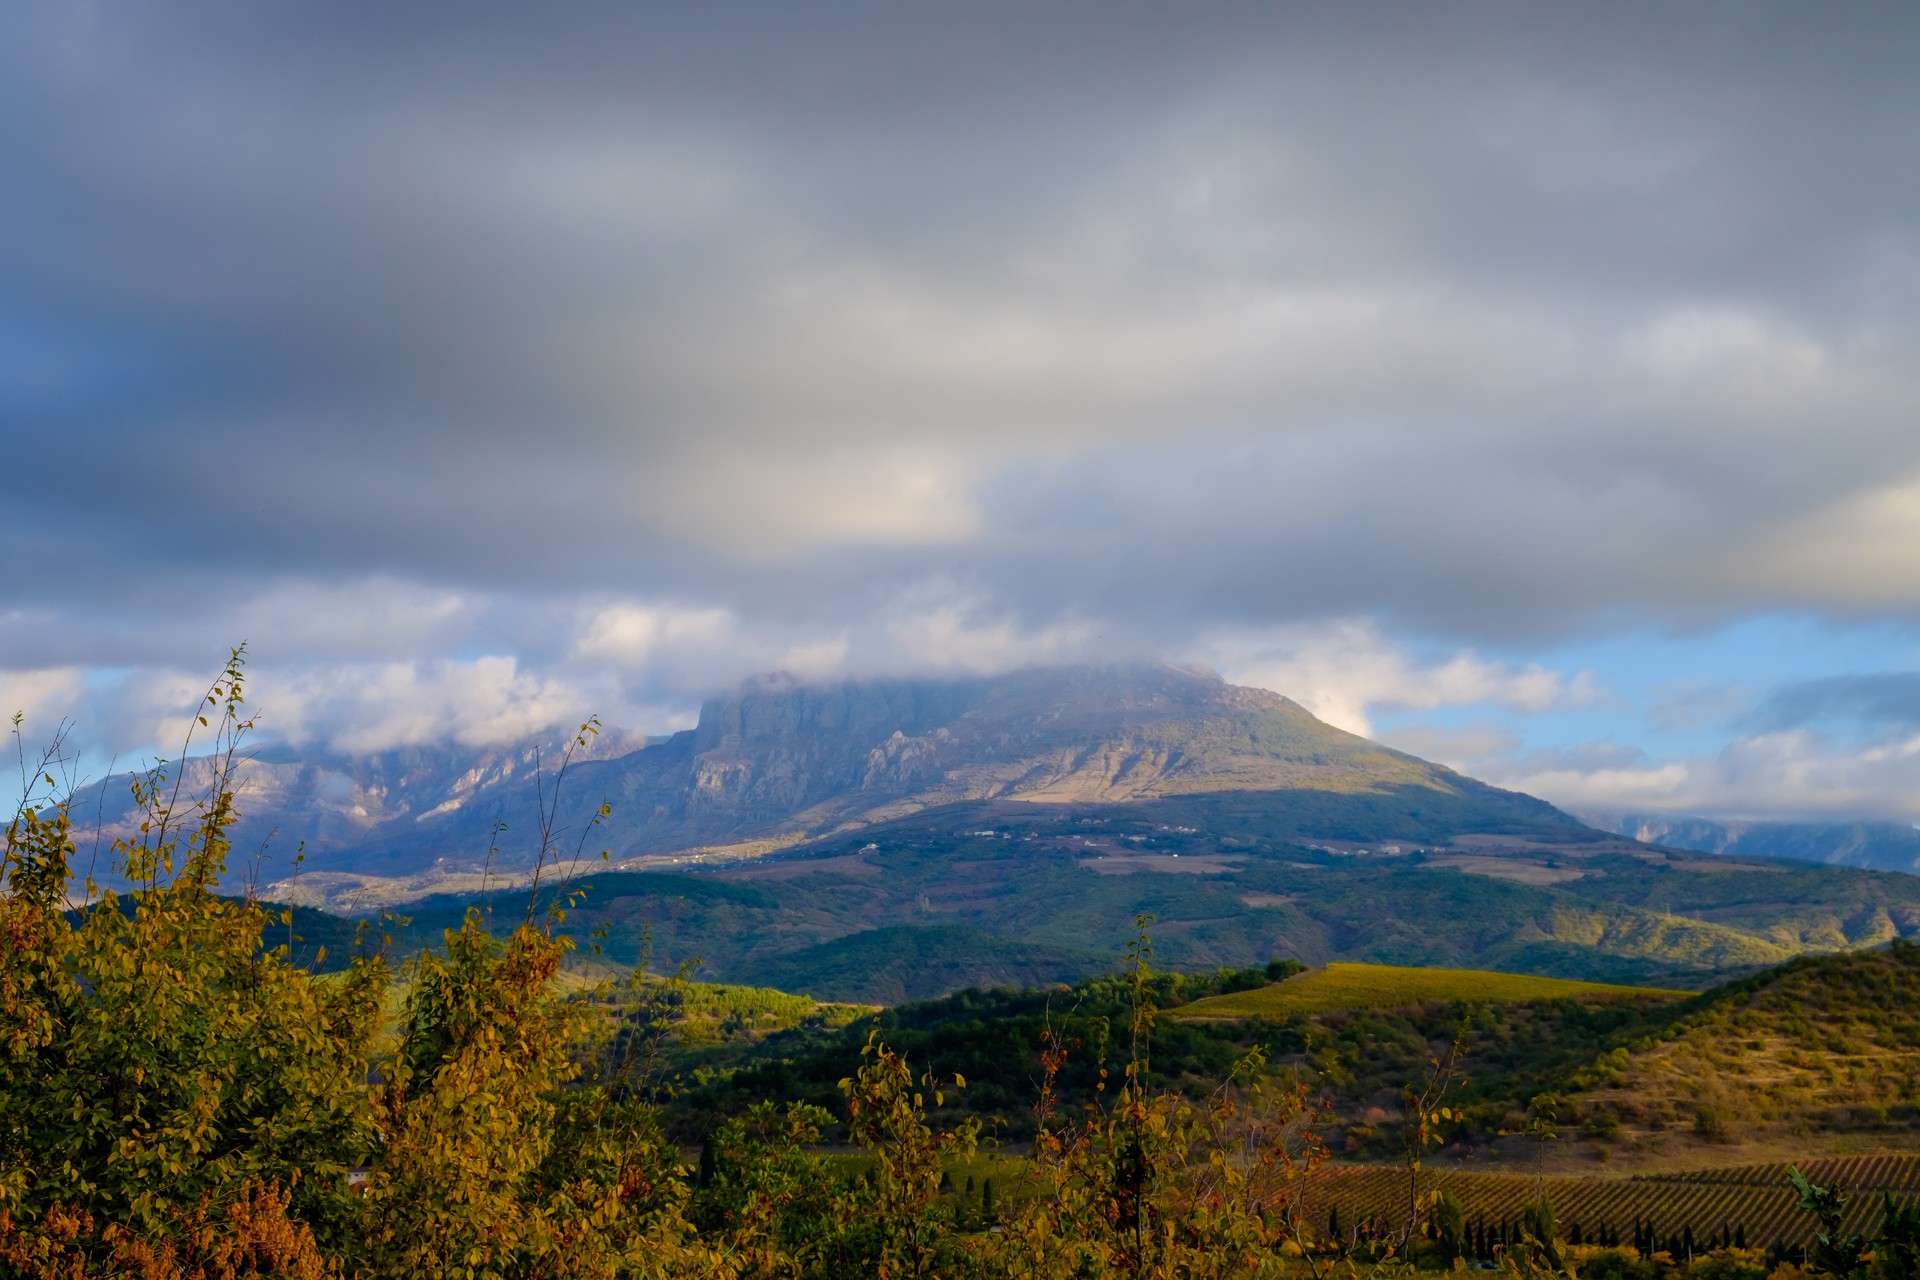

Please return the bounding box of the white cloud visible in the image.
[1623,305,1828,386]
[0,667,86,732]
[574,603,735,666]
[1190,619,1600,736]
[250,657,586,754]
[776,636,852,680]
[229,579,472,661]
[873,598,1097,676]
[1376,721,1523,768]
[1481,728,1920,822]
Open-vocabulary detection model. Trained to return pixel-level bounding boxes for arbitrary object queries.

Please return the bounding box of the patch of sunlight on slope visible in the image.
[1170,962,1686,1019]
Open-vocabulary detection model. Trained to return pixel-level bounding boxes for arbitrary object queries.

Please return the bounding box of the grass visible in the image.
[1171,962,1685,1018]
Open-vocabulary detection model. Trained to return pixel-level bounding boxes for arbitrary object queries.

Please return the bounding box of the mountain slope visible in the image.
[376,662,1597,877]
[1571,941,1920,1148]
[725,924,1110,1005]
[653,664,1576,837]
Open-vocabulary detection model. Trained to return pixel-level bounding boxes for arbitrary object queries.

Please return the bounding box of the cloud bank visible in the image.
[3,3,1919,817]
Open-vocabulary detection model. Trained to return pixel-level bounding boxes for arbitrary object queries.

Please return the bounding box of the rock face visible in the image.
[666,664,1430,822]
[79,663,1590,882]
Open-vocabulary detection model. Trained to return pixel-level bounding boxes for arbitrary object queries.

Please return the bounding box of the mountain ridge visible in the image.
[78,662,1598,891]
[1585,812,1920,878]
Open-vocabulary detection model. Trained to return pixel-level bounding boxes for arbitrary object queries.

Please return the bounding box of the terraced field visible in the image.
[1172,963,1683,1019]
[1287,1156,1920,1249]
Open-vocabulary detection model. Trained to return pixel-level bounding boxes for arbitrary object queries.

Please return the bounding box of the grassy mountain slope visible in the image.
[1172,962,1679,1018]
[1572,940,1920,1149]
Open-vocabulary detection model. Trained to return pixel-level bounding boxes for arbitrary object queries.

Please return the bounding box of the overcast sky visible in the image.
[5,2,1920,820]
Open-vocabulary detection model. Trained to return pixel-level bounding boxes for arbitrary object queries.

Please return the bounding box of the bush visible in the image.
[1695,1104,1735,1143]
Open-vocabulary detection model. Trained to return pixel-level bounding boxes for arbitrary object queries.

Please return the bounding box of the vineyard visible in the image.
[1288,1156,1920,1250]
[1643,1155,1920,1192]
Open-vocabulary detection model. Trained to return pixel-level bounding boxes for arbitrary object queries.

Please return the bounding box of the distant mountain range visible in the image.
[1585,814,1920,878]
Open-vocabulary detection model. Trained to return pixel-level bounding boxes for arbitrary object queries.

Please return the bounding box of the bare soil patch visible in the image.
[1079,854,1245,876]
[1429,855,1586,885]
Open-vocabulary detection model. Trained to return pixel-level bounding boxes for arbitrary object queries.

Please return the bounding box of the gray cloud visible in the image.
[1755,672,1920,733]
[4,1,1920,752]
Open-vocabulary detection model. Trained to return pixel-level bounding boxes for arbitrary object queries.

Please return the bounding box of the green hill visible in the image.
[641,940,1920,1169]
[1571,939,1920,1150]
[1172,962,1681,1018]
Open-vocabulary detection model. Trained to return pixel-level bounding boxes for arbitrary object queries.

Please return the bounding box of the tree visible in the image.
[0,651,385,1266]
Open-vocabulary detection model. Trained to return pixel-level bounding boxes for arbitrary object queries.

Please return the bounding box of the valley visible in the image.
[288,800,1920,1002]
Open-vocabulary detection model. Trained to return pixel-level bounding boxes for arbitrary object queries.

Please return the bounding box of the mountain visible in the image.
[76,663,1920,999]
[80,663,1593,892]
[69,728,654,886]
[1587,813,1920,877]
[590,662,1590,855]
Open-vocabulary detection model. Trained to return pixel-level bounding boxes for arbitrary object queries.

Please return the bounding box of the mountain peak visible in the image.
[651,661,1574,853]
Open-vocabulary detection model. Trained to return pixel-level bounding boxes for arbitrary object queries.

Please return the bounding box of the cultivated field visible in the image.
[1172,963,1684,1018]
[1292,1154,1920,1249]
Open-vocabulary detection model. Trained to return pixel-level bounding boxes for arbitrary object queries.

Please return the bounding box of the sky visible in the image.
[4,2,1920,821]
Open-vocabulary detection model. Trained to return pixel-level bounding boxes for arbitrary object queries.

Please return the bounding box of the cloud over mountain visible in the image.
[3,3,1920,819]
